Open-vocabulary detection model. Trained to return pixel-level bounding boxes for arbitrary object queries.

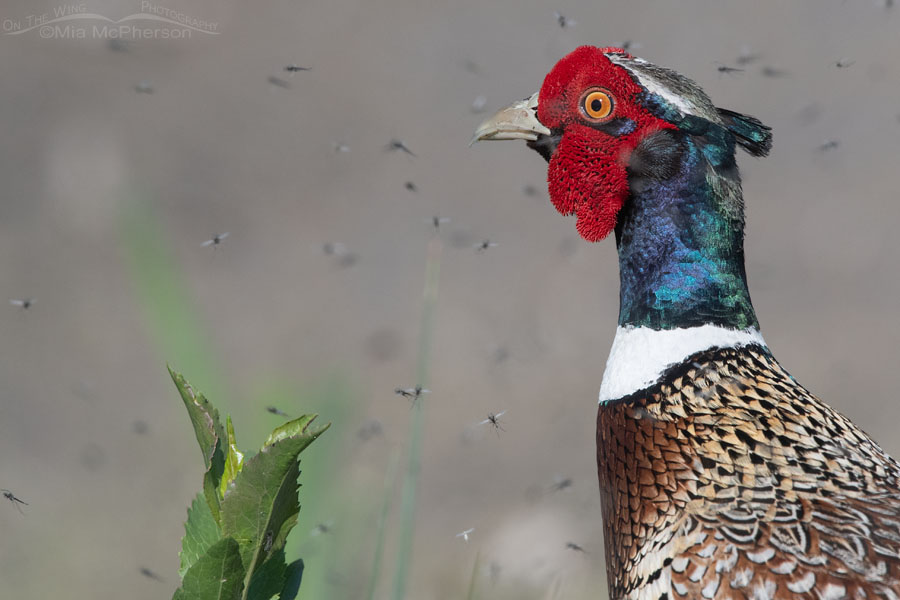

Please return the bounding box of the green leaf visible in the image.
[278,560,304,600]
[269,512,298,556]
[169,366,226,466]
[170,366,227,520]
[220,415,329,597]
[261,414,321,449]
[180,493,223,577]
[220,416,245,498]
[245,549,287,600]
[173,537,245,600]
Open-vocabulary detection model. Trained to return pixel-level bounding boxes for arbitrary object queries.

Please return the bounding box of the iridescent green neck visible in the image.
[614,128,758,331]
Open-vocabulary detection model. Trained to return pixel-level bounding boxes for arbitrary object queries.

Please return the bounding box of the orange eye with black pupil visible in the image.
[581,89,614,121]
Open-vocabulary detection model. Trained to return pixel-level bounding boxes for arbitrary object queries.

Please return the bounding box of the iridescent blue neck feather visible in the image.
[615,123,757,331]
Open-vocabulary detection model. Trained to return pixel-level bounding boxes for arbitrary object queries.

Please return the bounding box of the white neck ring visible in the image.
[598,325,767,403]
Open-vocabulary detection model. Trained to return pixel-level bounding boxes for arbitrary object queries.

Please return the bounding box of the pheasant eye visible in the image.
[580,89,614,121]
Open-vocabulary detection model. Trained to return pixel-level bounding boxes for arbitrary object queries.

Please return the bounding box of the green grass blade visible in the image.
[365,449,400,600]
[465,551,480,600]
[391,236,442,600]
[119,193,224,400]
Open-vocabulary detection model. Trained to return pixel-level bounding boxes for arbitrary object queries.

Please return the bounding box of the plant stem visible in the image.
[465,551,480,600]
[366,449,400,600]
[390,235,442,600]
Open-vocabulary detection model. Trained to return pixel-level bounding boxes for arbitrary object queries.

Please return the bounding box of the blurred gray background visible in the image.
[0,1,898,598]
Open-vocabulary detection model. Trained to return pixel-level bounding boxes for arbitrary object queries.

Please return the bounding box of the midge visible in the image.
[426,216,450,231]
[265,406,290,418]
[2,489,27,514]
[552,11,576,29]
[9,298,34,310]
[474,45,900,600]
[385,138,416,157]
[201,232,229,247]
[478,411,506,436]
[395,385,430,406]
[473,239,499,252]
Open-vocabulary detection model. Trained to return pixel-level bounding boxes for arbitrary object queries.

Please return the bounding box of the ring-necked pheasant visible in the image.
[473,46,900,600]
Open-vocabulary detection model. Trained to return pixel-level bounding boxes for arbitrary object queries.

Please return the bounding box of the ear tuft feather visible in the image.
[717,108,772,157]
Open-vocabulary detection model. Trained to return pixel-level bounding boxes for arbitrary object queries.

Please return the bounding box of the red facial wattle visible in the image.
[536,46,675,242]
[546,122,633,242]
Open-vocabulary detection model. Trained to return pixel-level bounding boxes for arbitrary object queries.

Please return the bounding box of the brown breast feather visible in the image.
[597,345,900,600]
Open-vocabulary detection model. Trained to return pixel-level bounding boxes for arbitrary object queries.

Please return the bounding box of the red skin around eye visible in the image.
[537,46,674,242]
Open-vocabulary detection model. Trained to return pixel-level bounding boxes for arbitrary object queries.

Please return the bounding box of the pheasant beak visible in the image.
[470,92,551,146]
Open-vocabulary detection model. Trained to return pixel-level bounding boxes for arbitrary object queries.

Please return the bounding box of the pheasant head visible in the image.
[473,45,772,243]
[473,46,772,332]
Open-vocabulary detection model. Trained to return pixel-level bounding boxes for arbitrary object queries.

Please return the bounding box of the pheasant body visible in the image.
[472,45,900,600]
[598,344,900,599]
